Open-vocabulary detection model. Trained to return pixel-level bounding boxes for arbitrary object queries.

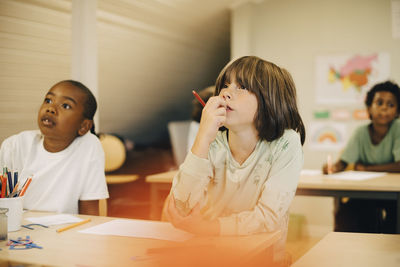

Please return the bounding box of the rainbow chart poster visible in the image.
[308,121,347,151]
[315,53,390,104]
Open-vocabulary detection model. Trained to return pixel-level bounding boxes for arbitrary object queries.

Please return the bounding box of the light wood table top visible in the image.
[297,172,400,233]
[291,232,400,267]
[146,170,400,191]
[106,173,139,184]
[299,172,400,192]
[0,211,281,267]
[146,170,178,183]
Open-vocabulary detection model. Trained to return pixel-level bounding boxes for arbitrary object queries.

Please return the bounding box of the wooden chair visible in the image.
[98,134,139,216]
[99,174,140,216]
[168,121,191,166]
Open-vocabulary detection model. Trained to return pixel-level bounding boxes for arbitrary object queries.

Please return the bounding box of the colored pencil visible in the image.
[192,90,206,107]
[327,154,333,174]
[19,177,32,196]
[9,181,19,197]
[7,172,13,196]
[0,176,6,198]
[56,219,91,233]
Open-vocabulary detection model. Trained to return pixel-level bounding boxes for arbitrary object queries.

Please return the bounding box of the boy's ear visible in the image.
[78,119,93,136]
[367,106,372,119]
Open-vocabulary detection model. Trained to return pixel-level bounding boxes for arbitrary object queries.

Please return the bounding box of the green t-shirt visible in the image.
[341,119,400,165]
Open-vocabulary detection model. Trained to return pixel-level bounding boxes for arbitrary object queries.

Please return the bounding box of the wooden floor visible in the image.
[106,147,319,263]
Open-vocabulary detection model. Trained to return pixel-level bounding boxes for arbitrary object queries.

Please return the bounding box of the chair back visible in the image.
[168,121,192,166]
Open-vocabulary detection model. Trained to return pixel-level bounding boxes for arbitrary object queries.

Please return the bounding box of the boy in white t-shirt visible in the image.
[0,80,109,215]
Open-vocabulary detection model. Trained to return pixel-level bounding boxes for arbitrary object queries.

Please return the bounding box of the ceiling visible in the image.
[98,0,264,28]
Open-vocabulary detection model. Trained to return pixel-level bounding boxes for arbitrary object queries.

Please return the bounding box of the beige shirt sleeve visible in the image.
[171,151,213,215]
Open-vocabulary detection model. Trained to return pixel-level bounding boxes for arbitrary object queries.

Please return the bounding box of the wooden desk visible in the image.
[0,211,281,266]
[146,171,400,232]
[99,174,140,216]
[106,173,139,184]
[297,172,400,233]
[146,170,177,219]
[291,232,400,267]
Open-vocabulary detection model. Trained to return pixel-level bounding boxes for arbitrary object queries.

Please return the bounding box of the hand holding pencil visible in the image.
[326,154,333,174]
[191,91,226,159]
[322,156,333,175]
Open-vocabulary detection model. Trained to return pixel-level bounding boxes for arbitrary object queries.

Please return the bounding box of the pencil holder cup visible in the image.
[0,196,24,232]
[0,208,8,240]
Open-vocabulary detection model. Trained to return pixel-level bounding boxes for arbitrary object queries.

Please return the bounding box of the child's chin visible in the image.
[374,118,393,124]
[39,126,55,136]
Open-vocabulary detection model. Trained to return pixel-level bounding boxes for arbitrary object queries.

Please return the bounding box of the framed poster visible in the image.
[308,121,347,151]
[315,53,390,104]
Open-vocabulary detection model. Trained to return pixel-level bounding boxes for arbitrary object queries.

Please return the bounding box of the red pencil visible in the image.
[0,176,6,198]
[192,90,206,107]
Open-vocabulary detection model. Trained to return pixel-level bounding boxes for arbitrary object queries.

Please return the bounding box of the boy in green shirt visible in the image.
[323,81,400,233]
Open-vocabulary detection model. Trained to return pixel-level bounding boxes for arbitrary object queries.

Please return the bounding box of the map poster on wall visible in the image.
[315,53,390,104]
[308,121,347,151]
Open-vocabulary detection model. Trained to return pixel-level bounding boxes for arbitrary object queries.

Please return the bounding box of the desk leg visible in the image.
[397,193,400,234]
[149,183,172,220]
[150,184,159,220]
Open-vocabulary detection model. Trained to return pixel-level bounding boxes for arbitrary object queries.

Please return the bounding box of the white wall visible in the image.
[0,0,231,146]
[97,0,231,145]
[231,0,400,236]
[0,0,71,143]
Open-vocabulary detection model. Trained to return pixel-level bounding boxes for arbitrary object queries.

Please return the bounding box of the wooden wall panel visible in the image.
[0,0,71,143]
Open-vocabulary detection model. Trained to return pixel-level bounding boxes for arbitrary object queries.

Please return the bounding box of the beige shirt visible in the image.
[171,129,303,243]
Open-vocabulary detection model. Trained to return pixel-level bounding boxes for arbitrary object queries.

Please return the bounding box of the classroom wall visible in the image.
[231,0,400,236]
[97,0,231,146]
[232,0,400,169]
[0,0,231,146]
[0,0,72,144]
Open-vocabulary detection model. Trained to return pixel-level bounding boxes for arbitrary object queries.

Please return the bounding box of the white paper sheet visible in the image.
[301,169,323,176]
[326,171,387,181]
[79,219,193,242]
[26,214,83,226]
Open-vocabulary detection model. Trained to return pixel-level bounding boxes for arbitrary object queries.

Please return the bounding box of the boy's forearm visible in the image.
[356,161,400,173]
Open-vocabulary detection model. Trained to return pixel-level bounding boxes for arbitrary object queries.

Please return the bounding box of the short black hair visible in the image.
[365,81,400,113]
[63,80,97,134]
